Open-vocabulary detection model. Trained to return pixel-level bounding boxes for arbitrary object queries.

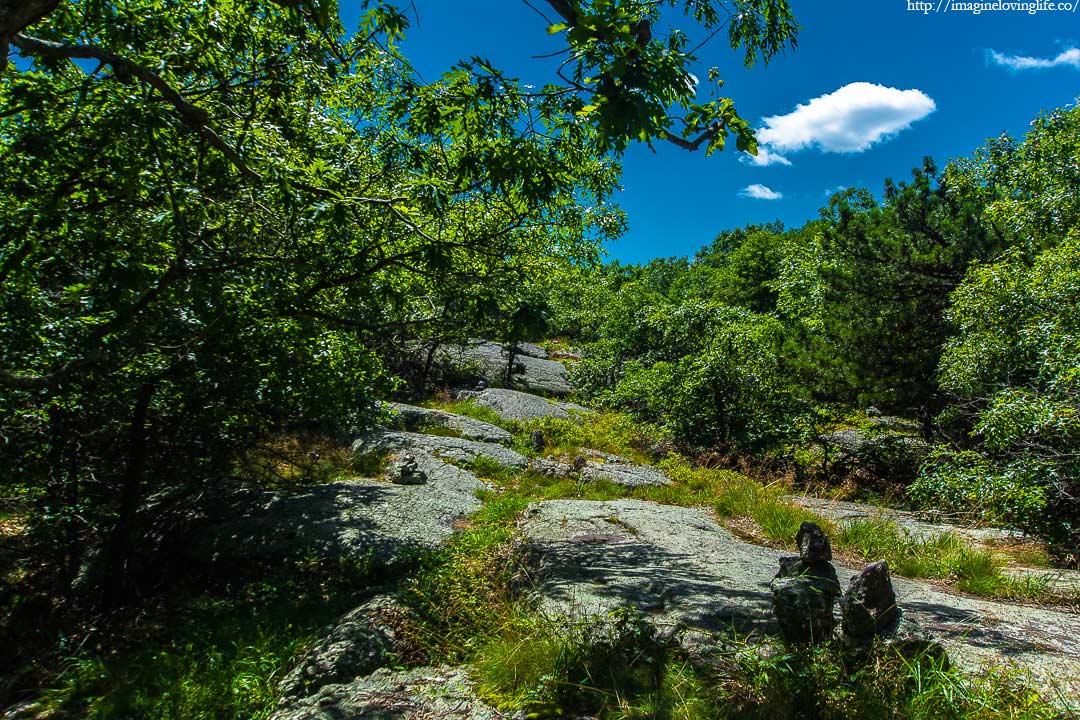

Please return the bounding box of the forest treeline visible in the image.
[539,107,1079,542]
[0,0,1076,625]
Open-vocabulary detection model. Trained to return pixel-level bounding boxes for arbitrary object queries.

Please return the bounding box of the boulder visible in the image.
[437,340,573,396]
[187,452,488,573]
[770,575,837,645]
[771,538,841,645]
[455,388,589,422]
[818,423,930,480]
[353,428,527,469]
[580,460,672,488]
[277,593,419,703]
[270,667,498,720]
[840,561,900,646]
[383,402,512,445]
[527,457,576,479]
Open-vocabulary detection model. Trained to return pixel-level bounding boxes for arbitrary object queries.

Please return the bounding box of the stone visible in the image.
[383,402,512,445]
[771,549,840,645]
[818,424,930,481]
[580,460,672,488]
[387,453,426,485]
[277,593,419,703]
[527,457,576,478]
[514,498,1080,699]
[435,340,573,396]
[840,561,900,646]
[530,429,546,452]
[352,428,527,469]
[186,452,488,573]
[455,388,589,422]
[270,667,499,720]
[775,556,841,597]
[770,575,837,645]
[796,521,832,562]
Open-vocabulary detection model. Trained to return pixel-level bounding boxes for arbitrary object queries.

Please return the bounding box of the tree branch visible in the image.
[0,0,61,69]
[663,122,723,152]
[11,33,263,182]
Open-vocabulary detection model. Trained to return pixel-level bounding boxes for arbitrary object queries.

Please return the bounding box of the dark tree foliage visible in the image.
[0,0,800,609]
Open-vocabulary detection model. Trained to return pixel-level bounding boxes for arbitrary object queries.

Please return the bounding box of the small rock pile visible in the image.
[388,453,426,485]
[771,521,943,663]
[770,522,841,644]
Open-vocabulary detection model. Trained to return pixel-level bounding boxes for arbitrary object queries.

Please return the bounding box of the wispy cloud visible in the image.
[987,47,1080,71]
[756,82,936,155]
[740,184,783,200]
[823,185,848,198]
[741,146,792,167]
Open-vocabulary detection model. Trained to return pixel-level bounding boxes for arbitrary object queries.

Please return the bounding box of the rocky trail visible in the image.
[186,342,1079,719]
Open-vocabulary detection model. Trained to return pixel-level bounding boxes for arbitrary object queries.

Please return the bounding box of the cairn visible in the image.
[387,453,427,485]
[770,522,841,644]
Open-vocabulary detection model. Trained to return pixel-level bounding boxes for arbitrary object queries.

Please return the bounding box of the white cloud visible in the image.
[740,184,783,200]
[823,185,848,198]
[756,82,936,154]
[987,47,1080,71]
[741,146,792,167]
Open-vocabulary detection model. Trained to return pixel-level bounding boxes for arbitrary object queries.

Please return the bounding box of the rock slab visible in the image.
[456,388,589,422]
[353,428,527,469]
[277,593,419,703]
[438,340,573,396]
[188,453,488,572]
[270,667,498,720]
[384,401,512,445]
[517,499,1080,701]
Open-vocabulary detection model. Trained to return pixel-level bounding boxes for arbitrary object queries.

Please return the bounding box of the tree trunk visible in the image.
[0,0,61,68]
[102,382,155,608]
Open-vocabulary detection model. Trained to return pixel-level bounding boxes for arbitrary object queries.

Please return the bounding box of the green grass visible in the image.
[421,398,506,428]
[519,412,666,464]
[26,558,380,720]
[834,518,1059,602]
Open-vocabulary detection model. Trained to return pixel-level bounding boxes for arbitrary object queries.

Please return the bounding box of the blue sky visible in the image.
[342,1,1079,263]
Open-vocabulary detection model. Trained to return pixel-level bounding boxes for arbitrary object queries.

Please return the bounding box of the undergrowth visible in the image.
[19,557,381,720]
[402,485,1067,719]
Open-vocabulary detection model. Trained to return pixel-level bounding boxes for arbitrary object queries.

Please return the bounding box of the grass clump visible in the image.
[421,398,506,428]
[834,518,1057,602]
[234,431,364,487]
[28,559,378,720]
[522,412,667,464]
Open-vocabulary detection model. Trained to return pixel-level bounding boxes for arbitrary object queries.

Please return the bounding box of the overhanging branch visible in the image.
[12,32,262,182]
[663,122,723,152]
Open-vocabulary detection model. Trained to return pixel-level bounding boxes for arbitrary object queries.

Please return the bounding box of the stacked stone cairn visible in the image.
[770,522,947,666]
[387,453,427,485]
[770,522,842,644]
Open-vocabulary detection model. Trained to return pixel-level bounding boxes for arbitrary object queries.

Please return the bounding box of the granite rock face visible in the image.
[352,428,527,469]
[436,340,574,396]
[455,388,589,422]
[580,460,672,488]
[187,453,488,572]
[270,667,499,720]
[384,401,512,445]
[276,593,419,703]
[515,498,1080,698]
